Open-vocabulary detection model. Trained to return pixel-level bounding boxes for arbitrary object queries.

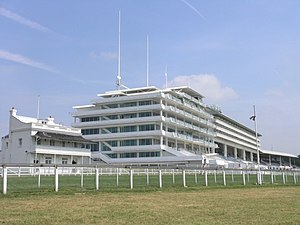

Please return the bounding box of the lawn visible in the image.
[0,186,299,225]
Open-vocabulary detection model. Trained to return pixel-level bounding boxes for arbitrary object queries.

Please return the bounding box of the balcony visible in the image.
[31,145,91,157]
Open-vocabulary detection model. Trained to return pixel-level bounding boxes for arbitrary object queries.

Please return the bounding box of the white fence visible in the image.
[1,164,299,195]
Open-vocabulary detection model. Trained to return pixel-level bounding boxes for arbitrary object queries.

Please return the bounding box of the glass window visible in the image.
[50,140,55,146]
[139,100,152,106]
[120,126,137,133]
[139,112,152,117]
[81,116,99,122]
[120,113,137,119]
[45,157,52,164]
[91,143,99,152]
[120,102,137,108]
[82,128,99,135]
[139,152,160,157]
[120,152,137,158]
[139,139,152,145]
[139,124,155,131]
[62,158,68,164]
[120,139,137,146]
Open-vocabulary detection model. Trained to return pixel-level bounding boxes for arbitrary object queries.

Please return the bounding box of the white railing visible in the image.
[1,164,299,195]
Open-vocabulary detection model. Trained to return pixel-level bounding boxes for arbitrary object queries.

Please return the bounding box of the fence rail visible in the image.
[1,165,299,195]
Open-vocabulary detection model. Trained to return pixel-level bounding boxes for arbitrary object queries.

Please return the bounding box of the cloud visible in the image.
[90,51,118,61]
[0,49,59,73]
[180,0,207,21]
[0,7,52,33]
[168,74,237,102]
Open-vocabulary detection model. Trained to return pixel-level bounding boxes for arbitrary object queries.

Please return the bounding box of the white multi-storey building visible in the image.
[1,108,91,164]
[72,86,216,165]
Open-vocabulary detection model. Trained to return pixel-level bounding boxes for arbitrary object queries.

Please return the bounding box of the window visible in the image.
[120,139,137,146]
[120,102,137,108]
[91,143,99,152]
[120,152,137,158]
[18,138,22,147]
[74,142,78,148]
[81,116,99,122]
[106,153,117,158]
[139,112,152,117]
[120,113,137,119]
[45,157,52,164]
[62,158,68,164]
[62,141,65,147]
[120,126,137,133]
[139,139,152,145]
[82,128,99,135]
[139,152,160,157]
[139,100,152,106]
[50,140,55,146]
[105,104,118,108]
[139,124,155,131]
[107,140,118,147]
[101,143,111,151]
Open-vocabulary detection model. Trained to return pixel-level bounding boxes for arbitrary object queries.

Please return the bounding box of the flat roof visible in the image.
[260,149,298,158]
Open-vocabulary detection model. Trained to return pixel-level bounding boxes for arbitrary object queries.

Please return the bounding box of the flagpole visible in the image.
[253,105,261,184]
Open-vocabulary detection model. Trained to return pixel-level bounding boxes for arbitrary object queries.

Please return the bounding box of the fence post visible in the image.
[130,169,133,190]
[38,167,41,188]
[159,169,162,188]
[146,168,149,186]
[223,170,226,186]
[205,170,208,187]
[2,166,7,195]
[271,172,274,184]
[54,165,58,192]
[194,170,198,184]
[231,171,234,182]
[214,170,217,184]
[282,172,286,184]
[172,169,175,184]
[182,169,186,187]
[116,168,119,187]
[293,172,296,184]
[81,167,84,188]
[95,167,99,190]
[242,171,246,185]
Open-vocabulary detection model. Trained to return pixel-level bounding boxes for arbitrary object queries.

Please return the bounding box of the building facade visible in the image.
[1,108,91,164]
[72,86,216,164]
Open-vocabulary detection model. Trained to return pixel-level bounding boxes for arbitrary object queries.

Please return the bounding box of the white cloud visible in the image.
[168,74,237,102]
[90,51,118,61]
[0,7,52,33]
[0,49,59,73]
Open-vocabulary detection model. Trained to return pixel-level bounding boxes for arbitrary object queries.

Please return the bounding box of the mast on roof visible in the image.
[116,10,121,90]
[146,35,149,87]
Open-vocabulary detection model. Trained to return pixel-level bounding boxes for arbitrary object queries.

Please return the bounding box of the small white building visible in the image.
[1,108,92,165]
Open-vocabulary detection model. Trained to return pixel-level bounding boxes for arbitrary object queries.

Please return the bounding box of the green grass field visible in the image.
[0,172,299,225]
[0,186,299,225]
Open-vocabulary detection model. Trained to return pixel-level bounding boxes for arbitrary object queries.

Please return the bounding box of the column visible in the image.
[269,155,271,166]
[250,152,253,162]
[224,144,227,158]
[242,150,246,160]
[279,156,282,166]
[234,147,237,159]
[289,157,292,167]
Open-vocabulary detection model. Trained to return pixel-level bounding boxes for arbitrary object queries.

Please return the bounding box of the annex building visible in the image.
[1,108,92,164]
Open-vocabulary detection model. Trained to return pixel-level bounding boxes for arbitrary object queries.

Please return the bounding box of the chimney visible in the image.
[47,116,55,125]
[10,107,17,117]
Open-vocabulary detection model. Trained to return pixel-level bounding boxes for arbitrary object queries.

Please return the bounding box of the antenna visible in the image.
[165,65,168,89]
[37,95,40,119]
[146,35,149,87]
[116,10,121,90]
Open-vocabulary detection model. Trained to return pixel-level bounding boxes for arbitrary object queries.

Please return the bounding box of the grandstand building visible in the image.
[72,86,216,165]
[72,86,298,168]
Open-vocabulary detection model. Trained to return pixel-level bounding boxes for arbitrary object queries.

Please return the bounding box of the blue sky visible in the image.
[1,0,300,155]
